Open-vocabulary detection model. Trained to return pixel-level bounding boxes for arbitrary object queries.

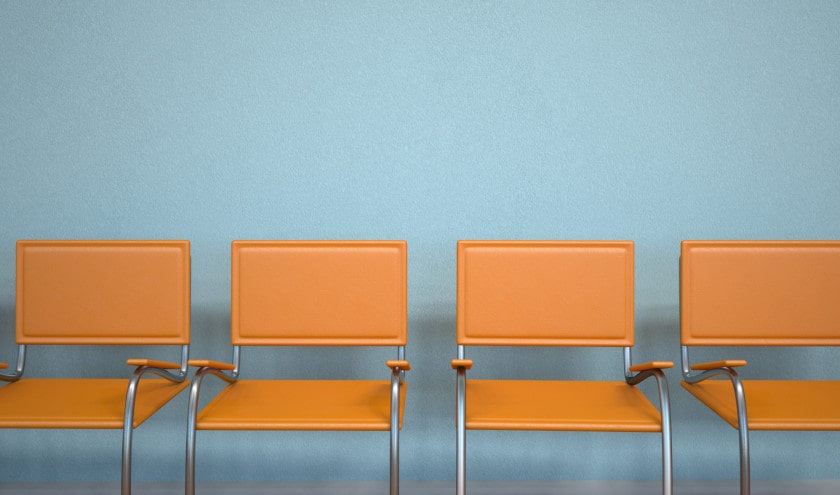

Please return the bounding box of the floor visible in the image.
[1,480,839,495]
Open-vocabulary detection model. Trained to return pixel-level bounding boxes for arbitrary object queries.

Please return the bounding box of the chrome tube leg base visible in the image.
[185,373,204,495]
[739,425,751,495]
[681,348,751,495]
[120,422,135,495]
[455,368,466,495]
[734,379,750,495]
[185,362,239,495]
[390,372,401,495]
[625,366,672,495]
[121,368,145,495]
[655,371,673,495]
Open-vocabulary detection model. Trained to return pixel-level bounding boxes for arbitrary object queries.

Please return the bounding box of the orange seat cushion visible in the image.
[463,380,662,432]
[196,380,406,431]
[682,379,840,430]
[0,378,187,428]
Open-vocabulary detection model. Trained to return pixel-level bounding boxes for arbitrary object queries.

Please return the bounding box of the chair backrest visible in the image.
[457,240,634,346]
[680,240,840,346]
[231,240,407,346]
[16,240,190,345]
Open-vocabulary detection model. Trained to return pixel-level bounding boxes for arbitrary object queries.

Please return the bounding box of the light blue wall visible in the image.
[2,0,840,484]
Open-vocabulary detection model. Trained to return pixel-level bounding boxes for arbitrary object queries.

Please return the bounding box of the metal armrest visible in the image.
[0,345,27,382]
[188,359,236,371]
[127,360,187,383]
[683,360,747,386]
[629,361,674,372]
[624,348,671,385]
[126,345,190,382]
[690,359,747,371]
[451,359,473,370]
[387,360,411,371]
[680,346,747,384]
[126,359,182,370]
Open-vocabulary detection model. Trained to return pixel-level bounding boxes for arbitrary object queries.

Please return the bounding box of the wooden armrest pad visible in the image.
[628,361,674,372]
[690,359,747,371]
[188,360,236,371]
[386,360,411,371]
[451,359,473,370]
[0,362,7,370]
[126,359,182,369]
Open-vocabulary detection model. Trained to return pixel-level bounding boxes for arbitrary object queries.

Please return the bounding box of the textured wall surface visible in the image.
[2,1,839,484]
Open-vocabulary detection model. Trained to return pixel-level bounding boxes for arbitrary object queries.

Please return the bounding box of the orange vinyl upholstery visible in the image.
[681,240,840,346]
[0,378,187,429]
[186,240,409,495]
[460,380,663,432]
[682,380,840,431]
[15,240,190,345]
[679,240,840,495]
[0,240,191,495]
[457,240,634,346]
[230,240,406,346]
[452,240,673,495]
[195,380,406,431]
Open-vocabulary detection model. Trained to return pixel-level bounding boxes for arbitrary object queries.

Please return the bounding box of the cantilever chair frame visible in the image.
[185,240,409,495]
[0,240,191,495]
[452,240,673,495]
[186,346,408,495]
[0,344,190,494]
[679,239,840,495]
[680,346,750,493]
[454,346,672,494]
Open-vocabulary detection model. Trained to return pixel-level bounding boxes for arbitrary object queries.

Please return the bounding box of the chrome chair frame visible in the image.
[0,342,190,495]
[185,346,241,495]
[390,344,407,495]
[681,346,750,495]
[454,344,673,495]
[185,344,407,495]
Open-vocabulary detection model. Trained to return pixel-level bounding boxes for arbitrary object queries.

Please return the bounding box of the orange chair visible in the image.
[452,240,673,495]
[0,240,191,495]
[680,240,840,495]
[186,240,409,495]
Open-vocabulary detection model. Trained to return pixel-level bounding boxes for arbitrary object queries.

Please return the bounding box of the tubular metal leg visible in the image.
[185,372,204,495]
[626,368,673,495]
[455,368,466,495]
[390,372,401,495]
[185,364,238,495]
[122,364,188,495]
[653,371,673,495]
[682,351,751,495]
[732,378,750,495]
[121,367,148,495]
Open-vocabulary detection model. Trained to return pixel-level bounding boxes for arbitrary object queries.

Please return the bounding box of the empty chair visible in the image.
[680,240,840,495]
[186,240,409,495]
[452,240,673,495]
[0,240,191,495]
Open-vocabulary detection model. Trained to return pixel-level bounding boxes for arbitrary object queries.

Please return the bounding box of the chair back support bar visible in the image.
[231,240,407,346]
[457,240,634,346]
[16,240,190,345]
[681,240,840,346]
